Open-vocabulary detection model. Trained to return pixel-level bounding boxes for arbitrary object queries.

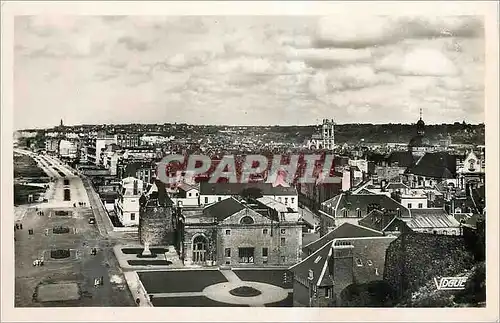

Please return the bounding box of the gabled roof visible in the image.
[330,193,411,218]
[203,197,245,222]
[177,183,198,193]
[144,179,173,207]
[289,240,333,286]
[358,210,398,232]
[303,222,383,254]
[291,236,397,288]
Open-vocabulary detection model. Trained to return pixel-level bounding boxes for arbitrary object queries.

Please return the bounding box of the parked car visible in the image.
[88,218,96,224]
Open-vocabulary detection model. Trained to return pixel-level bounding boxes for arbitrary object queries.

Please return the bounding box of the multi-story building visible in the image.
[199,182,299,211]
[58,139,78,159]
[45,138,60,154]
[115,177,144,226]
[116,133,140,148]
[319,192,410,236]
[182,196,303,267]
[86,133,117,166]
[289,235,396,307]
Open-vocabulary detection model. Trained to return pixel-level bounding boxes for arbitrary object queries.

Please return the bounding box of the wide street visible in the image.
[14,150,135,307]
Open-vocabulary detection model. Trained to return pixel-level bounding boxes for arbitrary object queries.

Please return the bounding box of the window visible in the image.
[225,248,231,258]
[342,209,348,217]
[355,258,363,266]
[356,208,362,217]
[278,197,282,202]
[280,213,286,221]
[225,229,231,235]
[240,216,255,225]
[218,197,222,202]
[204,197,208,203]
[280,229,286,235]
[188,192,192,197]
[291,198,295,203]
[451,230,457,235]
[443,230,448,235]
[196,193,199,196]
[408,203,412,209]
[263,228,268,235]
[238,248,254,263]
[130,213,135,221]
[281,256,286,263]
[281,237,286,246]
[285,197,288,204]
[397,208,401,216]
[418,203,423,209]
[262,247,268,257]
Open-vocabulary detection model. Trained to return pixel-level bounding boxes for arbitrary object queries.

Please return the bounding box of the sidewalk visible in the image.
[122,271,153,307]
[81,177,114,238]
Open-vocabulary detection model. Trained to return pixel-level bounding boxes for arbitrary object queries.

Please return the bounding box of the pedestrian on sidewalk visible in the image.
[20,224,23,230]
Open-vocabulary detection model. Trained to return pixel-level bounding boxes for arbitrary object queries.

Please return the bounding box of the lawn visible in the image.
[138,270,227,294]
[14,184,46,205]
[151,296,248,307]
[233,269,294,289]
[14,154,47,178]
[265,293,293,307]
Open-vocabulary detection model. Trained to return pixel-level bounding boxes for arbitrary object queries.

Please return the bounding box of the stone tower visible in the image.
[322,119,335,150]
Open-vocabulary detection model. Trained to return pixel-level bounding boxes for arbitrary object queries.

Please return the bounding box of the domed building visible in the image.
[408,110,434,157]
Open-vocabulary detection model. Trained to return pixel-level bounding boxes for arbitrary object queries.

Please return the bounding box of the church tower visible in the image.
[321,119,335,150]
[416,108,425,136]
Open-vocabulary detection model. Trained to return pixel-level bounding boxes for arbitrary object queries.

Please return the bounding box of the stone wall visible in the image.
[384,231,475,299]
[138,205,174,246]
[216,223,302,267]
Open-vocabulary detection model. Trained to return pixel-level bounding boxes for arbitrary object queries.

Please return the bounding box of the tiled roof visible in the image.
[322,193,410,219]
[289,240,333,286]
[177,183,198,192]
[303,222,383,255]
[203,197,245,222]
[407,209,460,229]
[406,152,457,179]
[386,182,409,190]
[358,210,398,232]
[292,236,397,288]
[256,196,291,213]
[200,182,297,196]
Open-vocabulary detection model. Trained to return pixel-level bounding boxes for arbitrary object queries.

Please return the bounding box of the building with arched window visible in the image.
[182,196,303,267]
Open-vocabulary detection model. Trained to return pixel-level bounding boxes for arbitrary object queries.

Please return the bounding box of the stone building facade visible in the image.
[182,197,303,267]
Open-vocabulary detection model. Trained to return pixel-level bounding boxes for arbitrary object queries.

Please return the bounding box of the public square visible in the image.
[14,151,135,307]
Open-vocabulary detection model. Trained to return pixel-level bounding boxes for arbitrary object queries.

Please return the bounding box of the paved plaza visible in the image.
[137,269,293,307]
[14,151,135,307]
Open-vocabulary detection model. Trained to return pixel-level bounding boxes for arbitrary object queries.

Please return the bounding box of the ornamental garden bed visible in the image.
[51,249,71,259]
[54,210,71,216]
[229,286,262,297]
[121,248,168,255]
[53,226,71,234]
[127,260,172,266]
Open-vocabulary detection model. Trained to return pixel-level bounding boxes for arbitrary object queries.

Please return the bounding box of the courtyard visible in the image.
[137,269,293,307]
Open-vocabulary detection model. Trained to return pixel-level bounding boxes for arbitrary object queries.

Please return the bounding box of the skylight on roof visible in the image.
[314,256,322,263]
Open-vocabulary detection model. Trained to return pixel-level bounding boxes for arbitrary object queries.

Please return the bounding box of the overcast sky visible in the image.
[14,15,484,129]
